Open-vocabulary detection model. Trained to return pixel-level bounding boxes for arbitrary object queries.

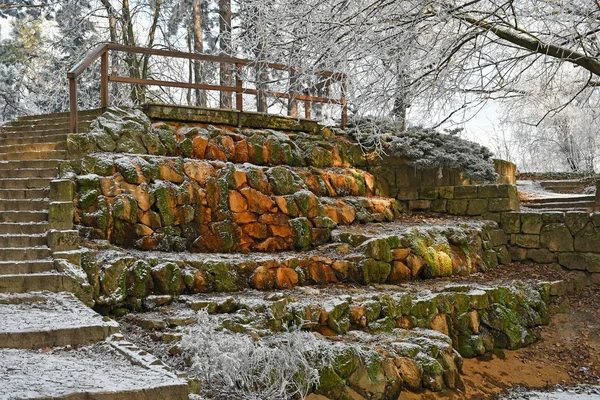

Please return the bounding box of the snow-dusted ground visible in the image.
[500,386,600,399]
[517,180,593,200]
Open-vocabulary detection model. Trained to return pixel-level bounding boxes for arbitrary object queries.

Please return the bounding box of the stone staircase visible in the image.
[0,110,101,293]
[0,110,189,399]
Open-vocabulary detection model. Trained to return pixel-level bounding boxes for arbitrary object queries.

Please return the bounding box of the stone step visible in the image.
[526,195,595,204]
[0,150,69,161]
[0,141,66,154]
[0,167,57,178]
[0,198,49,211]
[0,345,189,399]
[0,222,49,235]
[0,292,120,349]
[0,177,52,189]
[0,159,61,171]
[0,133,68,145]
[0,246,52,261]
[0,260,54,274]
[0,234,47,248]
[0,188,48,199]
[524,201,594,210]
[0,210,48,223]
[15,108,102,123]
[0,126,70,138]
[0,273,76,293]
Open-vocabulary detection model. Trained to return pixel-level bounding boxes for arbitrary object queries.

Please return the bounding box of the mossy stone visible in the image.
[115,157,140,184]
[360,259,391,284]
[291,217,312,251]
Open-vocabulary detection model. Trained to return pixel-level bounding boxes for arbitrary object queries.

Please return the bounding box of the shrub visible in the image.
[181,310,331,400]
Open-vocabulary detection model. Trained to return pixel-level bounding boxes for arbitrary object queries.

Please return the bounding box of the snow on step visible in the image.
[0,292,119,349]
[0,346,189,400]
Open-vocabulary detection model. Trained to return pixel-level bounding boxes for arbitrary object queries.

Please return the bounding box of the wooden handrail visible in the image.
[68,43,348,133]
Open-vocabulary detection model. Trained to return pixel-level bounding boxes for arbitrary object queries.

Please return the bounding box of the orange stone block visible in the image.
[240,187,276,214]
[255,237,287,252]
[275,267,299,289]
[233,212,258,224]
[205,140,227,161]
[243,223,268,239]
[269,224,293,238]
[184,161,217,185]
[250,265,276,290]
[228,190,248,213]
[192,135,209,158]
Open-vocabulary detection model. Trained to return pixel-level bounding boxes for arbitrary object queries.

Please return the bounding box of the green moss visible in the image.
[127,260,152,298]
[360,259,391,284]
[179,138,193,158]
[151,262,181,295]
[156,128,177,155]
[267,166,304,195]
[249,134,266,164]
[291,217,312,251]
[203,260,240,292]
[316,367,346,396]
[152,182,176,226]
[79,189,98,210]
[115,157,139,184]
[332,347,360,378]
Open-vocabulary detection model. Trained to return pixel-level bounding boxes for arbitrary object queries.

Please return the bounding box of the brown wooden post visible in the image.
[69,76,78,133]
[100,49,109,108]
[304,100,311,119]
[341,77,348,129]
[235,63,243,127]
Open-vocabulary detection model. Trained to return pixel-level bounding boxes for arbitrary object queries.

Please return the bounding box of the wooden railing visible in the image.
[67,43,348,133]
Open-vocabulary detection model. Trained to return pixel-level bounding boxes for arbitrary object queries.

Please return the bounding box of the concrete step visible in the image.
[526,195,595,204]
[0,133,68,146]
[0,142,66,154]
[0,260,54,274]
[0,234,47,248]
[0,168,57,178]
[0,210,48,223]
[0,159,61,171]
[0,292,120,349]
[0,188,48,199]
[0,150,69,161]
[0,178,52,189]
[0,222,49,235]
[0,246,52,261]
[0,273,74,293]
[0,345,188,399]
[0,199,49,211]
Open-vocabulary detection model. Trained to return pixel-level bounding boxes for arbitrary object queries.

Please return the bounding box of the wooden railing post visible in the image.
[341,77,348,129]
[235,63,243,127]
[69,76,78,133]
[100,49,109,108]
[304,100,311,119]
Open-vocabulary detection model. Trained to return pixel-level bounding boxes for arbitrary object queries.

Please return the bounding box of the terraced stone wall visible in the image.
[498,211,600,280]
[393,184,520,216]
[67,108,403,254]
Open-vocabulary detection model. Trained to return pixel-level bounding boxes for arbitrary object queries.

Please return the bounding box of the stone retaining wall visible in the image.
[395,184,520,216]
[497,211,600,279]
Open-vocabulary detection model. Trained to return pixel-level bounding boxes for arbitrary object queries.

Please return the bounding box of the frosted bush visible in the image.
[389,128,499,182]
[181,310,332,400]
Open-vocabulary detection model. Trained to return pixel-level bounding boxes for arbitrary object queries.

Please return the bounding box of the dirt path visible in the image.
[402,285,600,399]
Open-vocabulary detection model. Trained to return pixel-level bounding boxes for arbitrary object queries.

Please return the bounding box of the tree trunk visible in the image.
[219,0,233,108]
[192,0,206,107]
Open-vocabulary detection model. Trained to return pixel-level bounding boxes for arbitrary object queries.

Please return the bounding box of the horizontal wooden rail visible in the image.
[68,43,348,133]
